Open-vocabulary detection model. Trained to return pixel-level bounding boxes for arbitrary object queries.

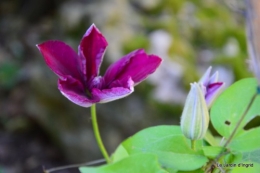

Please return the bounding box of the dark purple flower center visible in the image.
[85,89,92,98]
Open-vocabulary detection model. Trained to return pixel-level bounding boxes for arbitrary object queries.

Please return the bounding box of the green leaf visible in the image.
[80,153,168,173]
[232,162,260,173]
[229,127,260,152]
[112,125,208,171]
[163,168,178,173]
[202,146,223,159]
[177,169,204,173]
[204,130,218,146]
[211,78,260,142]
[230,149,259,172]
[111,144,129,162]
[224,152,243,165]
[241,148,260,164]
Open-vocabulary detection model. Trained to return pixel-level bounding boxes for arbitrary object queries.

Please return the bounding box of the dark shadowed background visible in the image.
[0,0,252,172]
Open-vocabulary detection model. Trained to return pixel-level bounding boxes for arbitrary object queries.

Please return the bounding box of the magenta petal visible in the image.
[92,77,134,103]
[37,41,82,81]
[205,82,225,108]
[104,49,162,86]
[103,49,142,85]
[58,76,100,107]
[79,24,108,81]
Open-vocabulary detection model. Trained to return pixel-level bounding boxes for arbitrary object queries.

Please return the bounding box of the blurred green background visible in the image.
[0,0,252,172]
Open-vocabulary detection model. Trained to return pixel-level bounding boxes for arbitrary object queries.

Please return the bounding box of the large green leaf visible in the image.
[80,153,168,173]
[112,125,208,171]
[211,78,260,141]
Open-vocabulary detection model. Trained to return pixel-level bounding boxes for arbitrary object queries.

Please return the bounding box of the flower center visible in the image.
[85,89,92,98]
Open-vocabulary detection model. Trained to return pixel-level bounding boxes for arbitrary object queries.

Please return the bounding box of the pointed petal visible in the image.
[199,66,212,87]
[209,71,219,84]
[103,49,141,85]
[79,24,108,81]
[92,77,134,103]
[37,41,82,80]
[58,76,100,107]
[104,49,162,87]
[205,82,225,108]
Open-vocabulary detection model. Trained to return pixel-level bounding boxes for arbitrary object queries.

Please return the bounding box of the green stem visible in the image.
[204,130,218,146]
[191,140,196,150]
[91,104,110,163]
[43,159,105,173]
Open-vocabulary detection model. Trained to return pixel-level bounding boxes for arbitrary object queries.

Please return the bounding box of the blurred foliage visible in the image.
[123,35,150,53]
[124,0,249,78]
[0,62,19,89]
[120,0,251,115]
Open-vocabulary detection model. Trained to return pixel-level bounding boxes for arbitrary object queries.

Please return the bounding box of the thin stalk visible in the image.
[204,130,218,146]
[43,159,105,173]
[191,140,196,150]
[91,104,110,163]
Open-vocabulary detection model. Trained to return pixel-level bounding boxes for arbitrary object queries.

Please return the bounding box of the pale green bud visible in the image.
[180,83,209,140]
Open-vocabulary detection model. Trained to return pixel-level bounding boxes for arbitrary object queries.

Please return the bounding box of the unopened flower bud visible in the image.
[199,66,224,108]
[180,83,209,140]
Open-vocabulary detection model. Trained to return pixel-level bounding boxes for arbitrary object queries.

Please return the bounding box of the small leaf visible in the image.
[79,153,168,173]
[112,125,208,171]
[111,144,129,162]
[202,146,223,159]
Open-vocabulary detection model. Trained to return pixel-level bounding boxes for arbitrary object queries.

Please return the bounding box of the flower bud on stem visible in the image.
[191,140,196,151]
[180,83,209,149]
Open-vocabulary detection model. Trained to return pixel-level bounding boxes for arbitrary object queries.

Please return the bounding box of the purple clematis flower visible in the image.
[36,24,162,107]
[199,67,224,108]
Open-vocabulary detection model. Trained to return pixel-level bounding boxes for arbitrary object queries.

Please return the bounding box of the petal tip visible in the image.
[199,66,213,85]
[90,23,96,28]
[36,44,40,50]
[84,24,102,37]
[36,43,42,49]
